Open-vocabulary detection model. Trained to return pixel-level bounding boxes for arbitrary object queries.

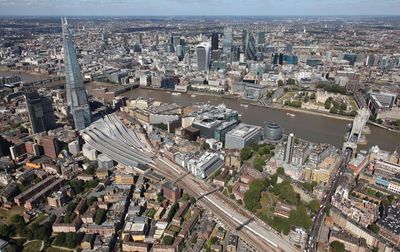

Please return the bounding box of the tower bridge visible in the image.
[342,107,370,155]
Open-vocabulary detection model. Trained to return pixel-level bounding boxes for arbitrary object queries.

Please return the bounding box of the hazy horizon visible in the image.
[0,0,399,16]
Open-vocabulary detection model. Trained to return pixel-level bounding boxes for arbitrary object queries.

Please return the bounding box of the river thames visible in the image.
[1,71,399,151]
[124,88,400,151]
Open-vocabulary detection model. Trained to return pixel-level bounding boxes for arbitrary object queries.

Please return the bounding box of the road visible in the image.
[82,113,299,252]
[304,150,352,252]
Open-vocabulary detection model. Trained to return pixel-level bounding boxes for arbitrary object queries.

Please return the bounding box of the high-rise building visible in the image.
[155,34,159,46]
[232,45,241,62]
[223,27,232,56]
[285,133,295,164]
[244,33,256,61]
[343,53,358,66]
[196,42,211,72]
[211,32,219,50]
[25,92,56,134]
[138,33,143,44]
[62,18,92,130]
[242,29,247,51]
[257,32,266,45]
[279,53,284,65]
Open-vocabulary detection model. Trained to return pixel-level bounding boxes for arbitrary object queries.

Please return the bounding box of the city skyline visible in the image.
[0,0,400,16]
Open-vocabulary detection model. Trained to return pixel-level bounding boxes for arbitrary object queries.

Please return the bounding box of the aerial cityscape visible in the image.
[0,1,400,252]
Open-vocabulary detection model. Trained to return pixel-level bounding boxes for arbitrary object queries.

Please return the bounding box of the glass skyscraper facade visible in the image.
[223,27,232,56]
[62,18,92,130]
[245,33,256,61]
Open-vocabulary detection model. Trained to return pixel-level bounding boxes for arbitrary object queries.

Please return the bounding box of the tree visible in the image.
[270,216,291,235]
[350,110,358,117]
[286,78,296,85]
[273,181,299,205]
[94,209,107,225]
[368,223,380,234]
[310,93,316,100]
[330,240,345,252]
[54,232,66,246]
[202,142,210,150]
[63,212,74,224]
[65,232,78,248]
[330,107,338,114]
[276,167,285,176]
[163,235,174,245]
[68,179,85,194]
[157,192,164,203]
[243,189,261,211]
[66,201,77,213]
[258,146,271,155]
[9,215,25,235]
[209,236,218,245]
[324,100,332,109]
[308,200,320,214]
[0,224,10,237]
[289,205,312,230]
[324,203,332,214]
[31,221,53,241]
[240,147,253,161]
[340,102,347,111]
[278,80,284,86]
[167,203,179,222]
[253,156,265,172]
[395,119,400,127]
[182,192,190,201]
[189,197,196,204]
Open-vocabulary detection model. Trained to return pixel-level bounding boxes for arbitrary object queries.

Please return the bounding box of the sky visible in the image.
[0,0,399,16]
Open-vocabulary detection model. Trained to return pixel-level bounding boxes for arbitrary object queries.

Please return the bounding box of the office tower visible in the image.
[257,32,266,45]
[211,32,219,50]
[179,37,186,46]
[279,53,284,65]
[223,27,232,55]
[138,33,143,44]
[155,34,159,46]
[172,35,180,47]
[272,53,279,65]
[343,53,358,66]
[244,33,256,61]
[196,42,211,72]
[242,29,247,51]
[62,18,92,130]
[176,45,184,61]
[366,54,375,67]
[25,92,56,134]
[284,133,295,164]
[232,45,241,62]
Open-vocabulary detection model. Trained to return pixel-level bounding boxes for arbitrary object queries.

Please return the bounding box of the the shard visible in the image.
[62,17,91,130]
